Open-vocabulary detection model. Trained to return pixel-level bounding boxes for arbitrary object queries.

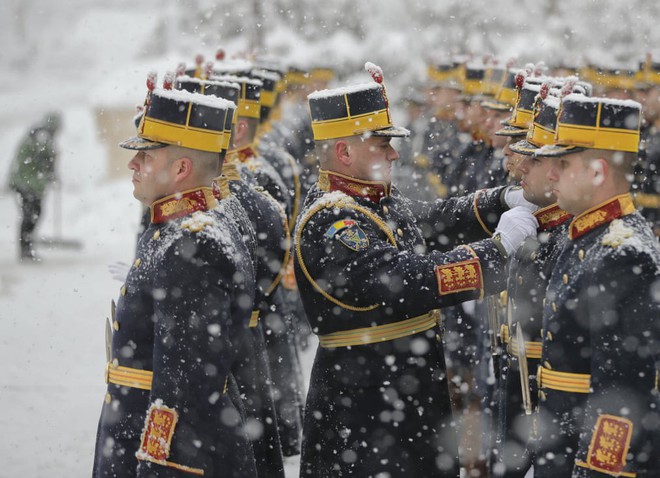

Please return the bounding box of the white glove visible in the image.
[494,207,539,256]
[108,261,131,282]
[503,186,539,212]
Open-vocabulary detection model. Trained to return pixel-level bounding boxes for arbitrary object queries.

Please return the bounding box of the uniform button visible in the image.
[563,274,569,284]
[153,230,161,240]
[134,258,142,268]
[383,205,390,214]
[552,302,557,312]
[435,334,442,342]
[539,391,547,402]
[113,320,120,331]
[546,330,553,341]
[544,361,552,370]
[518,275,523,285]
[579,249,585,261]
[397,228,404,237]
[111,358,119,368]
[120,285,127,296]
[530,252,538,261]
[104,392,112,404]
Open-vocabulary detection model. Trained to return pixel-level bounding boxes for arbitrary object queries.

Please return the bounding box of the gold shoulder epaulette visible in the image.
[180,212,214,233]
[295,194,397,312]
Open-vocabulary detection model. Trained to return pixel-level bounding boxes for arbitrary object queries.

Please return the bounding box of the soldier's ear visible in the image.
[335,140,352,166]
[172,157,193,183]
[589,157,608,187]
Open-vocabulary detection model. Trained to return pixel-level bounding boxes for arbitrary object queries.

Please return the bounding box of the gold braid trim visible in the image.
[286,153,302,231]
[260,189,292,296]
[295,197,397,311]
[473,189,494,236]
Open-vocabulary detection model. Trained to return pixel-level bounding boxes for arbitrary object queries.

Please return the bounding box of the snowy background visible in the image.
[1,1,659,476]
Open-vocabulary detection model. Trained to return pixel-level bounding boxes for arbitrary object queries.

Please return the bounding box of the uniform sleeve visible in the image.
[410,187,508,250]
[296,205,507,328]
[573,251,659,477]
[135,234,252,477]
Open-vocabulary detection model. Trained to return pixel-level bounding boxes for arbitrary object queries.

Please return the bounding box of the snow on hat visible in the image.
[175,75,239,152]
[250,68,281,122]
[120,72,234,153]
[496,71,543,137]
[511,78,587,154]
[510,85,562,155]
[209,74,263,122]
[534,95,642,157]
[307,62,409,141]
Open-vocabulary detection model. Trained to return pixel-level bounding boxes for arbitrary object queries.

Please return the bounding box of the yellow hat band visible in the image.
[311,109,392,141]
[428,67,460,83]
[510,109,533,129]
[310,69,335,82]
[463,79,485,96]
[233,99,261,121]
[495,87,517,107]
[141,117,225,153]
[596,74,636,90]
[528,123,555,147]
[260,90,276,108]
[285,72,311,85]
[222,128,232,150]
[555,123,640,153]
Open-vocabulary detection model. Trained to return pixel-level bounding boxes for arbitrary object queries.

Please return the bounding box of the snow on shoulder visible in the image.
[152,87,236,109]
[308,82,381,100]
[601,219,634,249]
[601,218,660,269]
[296,190,351,235]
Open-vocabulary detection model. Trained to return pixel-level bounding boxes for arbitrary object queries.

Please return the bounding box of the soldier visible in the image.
[491,83,574,477]
[9,112,61,261]
[93,79,257,477]
[533,95,660,476]
[174,72,286,477]
[633,57,660,233]
[210,70,306,457]
[294,62,539,477]
[391,86,435,201]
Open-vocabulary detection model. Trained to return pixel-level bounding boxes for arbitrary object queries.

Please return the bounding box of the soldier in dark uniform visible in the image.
[93,81,257,477]
[209,70,306,457]
[633,58,660,233]
[532,95,660,476]
[174,73,287,477]
[491,85,574,477]
[295,63,539,478]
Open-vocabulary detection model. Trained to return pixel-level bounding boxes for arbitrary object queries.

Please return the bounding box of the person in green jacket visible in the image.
[9,112,61,261]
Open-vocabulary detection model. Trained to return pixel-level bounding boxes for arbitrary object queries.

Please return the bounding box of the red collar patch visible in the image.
[569,194,635,240]
[534,203,572,232]
[150,187,217,224]
[318,169,391,204]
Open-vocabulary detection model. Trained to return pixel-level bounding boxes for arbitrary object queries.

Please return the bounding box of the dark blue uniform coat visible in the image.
[534,194,660,477]
[93,187,256,477]
[494,204,571,477]
[294,170,511,477]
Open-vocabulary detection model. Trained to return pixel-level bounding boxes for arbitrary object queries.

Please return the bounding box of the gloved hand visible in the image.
[503,186,539,212]
[108,261,131,282]
[494,206,539,256]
